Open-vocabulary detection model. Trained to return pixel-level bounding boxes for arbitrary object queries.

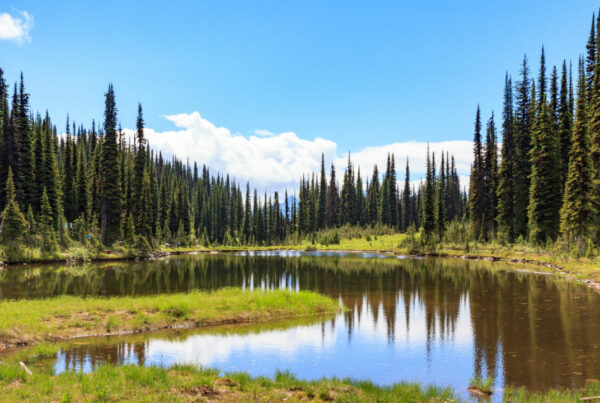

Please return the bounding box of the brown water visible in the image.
[1,251,599,400]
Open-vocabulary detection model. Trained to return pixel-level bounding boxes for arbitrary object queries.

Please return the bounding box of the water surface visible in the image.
[2,251,599,400]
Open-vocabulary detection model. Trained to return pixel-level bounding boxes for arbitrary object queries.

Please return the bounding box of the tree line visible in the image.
[469,10,600,249]
[0,69,468,253]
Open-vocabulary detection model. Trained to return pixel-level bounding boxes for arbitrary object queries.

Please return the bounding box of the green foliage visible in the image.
[469,375,494,394]
[0,168,27,250]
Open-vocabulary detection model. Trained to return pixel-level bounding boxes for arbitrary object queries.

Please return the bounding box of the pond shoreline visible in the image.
[2,243,598,292]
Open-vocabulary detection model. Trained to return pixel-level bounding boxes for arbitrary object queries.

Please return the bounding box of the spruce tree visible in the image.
[402,159,411,230]
[317,154,327,229]
[513,56,533,239]
[132,103,146,235]
[435,152,446,239]
[0,168,27,249]
[528,50,562,243]
[589,44,600,239]
[497,74,515,241]
[558,61,572,187]
[469,106,485,238]
[484,113,498,238]
[39,187,57,254]
[17,74,34,210]
[0,69,7,210]
[367,164,380,225]
[99,84,122,245]
[340,154,356,225]
[560,58,594,242]
[326,163,339,227]
[422,146,435,239]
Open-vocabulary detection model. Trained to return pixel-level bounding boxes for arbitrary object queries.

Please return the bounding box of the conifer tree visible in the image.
[99,84,122,245]
[469,107,485,238]
[528,50,562,243]
[586,15,597,101]
[42,116,62,228]
[435,152,446,239]
[513,56,533,239]
[0,168,27,249]
[0,69,8,210]
[367,165,380,225]
[17,74,34,210]
[340,154,356,225]
[589,41,600,239]
[561,58,594,242]
[356,168,365,225]
[317,154,327,229]
[422,146,435,239]
[558,61,572,186]
[484,113,498,238]
[402,159,411,230]
[39,187,57,254]
[132,103,146,235]
[326,163,339,227]
[497,74,516,242]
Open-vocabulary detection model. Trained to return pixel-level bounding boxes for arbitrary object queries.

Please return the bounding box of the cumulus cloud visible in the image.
[0,10,33,44]
[123,112,337,190]
[124,112,473,192]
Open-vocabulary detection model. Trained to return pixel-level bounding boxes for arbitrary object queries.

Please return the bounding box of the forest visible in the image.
[0,12,598,262]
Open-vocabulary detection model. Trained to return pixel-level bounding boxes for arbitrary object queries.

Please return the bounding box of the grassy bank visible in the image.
[0,362,598,402]
[3,230,599,290]
[0,288,340,348]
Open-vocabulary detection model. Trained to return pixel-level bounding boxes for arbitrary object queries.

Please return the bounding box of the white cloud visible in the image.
[124,112,473,192]
[123,112,337,190]
[0,10,33,44]
[253,129,276,137]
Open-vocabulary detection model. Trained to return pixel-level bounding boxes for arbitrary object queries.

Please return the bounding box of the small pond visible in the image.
[1,251,599,400]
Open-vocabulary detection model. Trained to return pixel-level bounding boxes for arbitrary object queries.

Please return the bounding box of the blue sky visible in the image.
[0,1,597,189]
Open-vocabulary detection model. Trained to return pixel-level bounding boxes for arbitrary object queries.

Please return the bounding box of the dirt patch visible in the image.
[214,378,239,388]
[467,386,492,397]
[191,385,218,397]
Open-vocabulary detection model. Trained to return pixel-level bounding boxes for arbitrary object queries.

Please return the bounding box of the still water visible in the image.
[1,251,599,399]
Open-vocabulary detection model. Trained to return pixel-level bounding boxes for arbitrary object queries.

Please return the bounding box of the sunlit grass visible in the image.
[0,288,340,346]
[0,362,597,402]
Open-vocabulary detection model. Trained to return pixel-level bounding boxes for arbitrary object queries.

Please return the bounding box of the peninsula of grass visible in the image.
[0,288,340,348]
[0,362,598,402]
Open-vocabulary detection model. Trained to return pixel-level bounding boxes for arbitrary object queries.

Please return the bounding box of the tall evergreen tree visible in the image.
[561,58,594,242]
[17,74,34,210]
[326,163,339,227]
[513,55,533,239]
[483,113,498,238]
[317,154,327,229]
[469,106,485,238]
[497,74,515,241]
[422,145,435,239]
[132,104,147,236]
[0,168,27,249]
[99,84,122,245]
[528,49,562,243]
[435,152,446,239]
[367,165,380,225]
[402,159,411,230]
[558,61,573,187]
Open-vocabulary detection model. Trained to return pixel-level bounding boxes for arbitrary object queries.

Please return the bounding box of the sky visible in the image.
[0,1,597,191]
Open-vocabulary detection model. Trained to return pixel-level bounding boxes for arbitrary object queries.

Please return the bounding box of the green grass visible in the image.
[468,375,494,395]
[0,363,597,402]
[0,288,340,347]
[0,363,458,402]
